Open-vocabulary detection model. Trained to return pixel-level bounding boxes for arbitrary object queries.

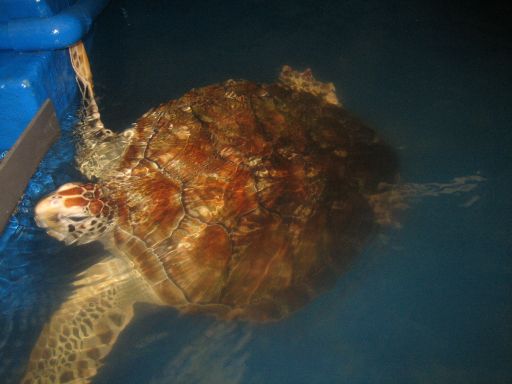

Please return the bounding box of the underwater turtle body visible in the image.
[26,67,397,383]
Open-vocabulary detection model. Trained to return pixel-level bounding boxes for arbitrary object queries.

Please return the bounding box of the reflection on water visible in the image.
[0,106,82,382]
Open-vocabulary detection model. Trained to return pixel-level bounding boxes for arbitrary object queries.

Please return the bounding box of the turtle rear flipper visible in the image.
[21,257,155,384]
[278,65,340,106]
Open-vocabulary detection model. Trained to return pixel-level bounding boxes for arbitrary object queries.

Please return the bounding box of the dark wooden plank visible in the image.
[0,99,60,233]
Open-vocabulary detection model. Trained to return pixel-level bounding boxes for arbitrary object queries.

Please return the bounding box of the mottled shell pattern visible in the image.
[104,69,398,321]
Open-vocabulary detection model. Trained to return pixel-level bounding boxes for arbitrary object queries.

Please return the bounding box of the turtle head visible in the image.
[35,182,115,245]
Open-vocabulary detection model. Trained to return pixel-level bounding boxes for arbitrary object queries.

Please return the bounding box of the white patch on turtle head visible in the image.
[35,182,115,245]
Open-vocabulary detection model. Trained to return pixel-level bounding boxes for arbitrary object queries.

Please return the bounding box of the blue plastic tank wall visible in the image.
[0,0,73,21]
[0,49,77,152]
[0,0,109,152]
[0,0,77,152]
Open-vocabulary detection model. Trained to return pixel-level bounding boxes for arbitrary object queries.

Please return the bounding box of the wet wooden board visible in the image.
[0,99,60,233]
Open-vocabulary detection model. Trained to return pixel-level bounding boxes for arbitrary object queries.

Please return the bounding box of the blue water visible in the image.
[1,1,511,383]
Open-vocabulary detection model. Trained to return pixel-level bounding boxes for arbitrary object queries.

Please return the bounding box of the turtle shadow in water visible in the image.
[94,309,252,384]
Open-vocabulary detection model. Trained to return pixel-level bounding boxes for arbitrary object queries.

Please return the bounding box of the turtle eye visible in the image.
[68,216,88,222]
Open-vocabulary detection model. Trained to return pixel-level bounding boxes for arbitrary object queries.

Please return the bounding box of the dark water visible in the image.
[1,1,512,383]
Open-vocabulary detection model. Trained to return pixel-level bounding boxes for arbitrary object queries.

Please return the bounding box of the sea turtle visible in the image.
[23,65,398,383]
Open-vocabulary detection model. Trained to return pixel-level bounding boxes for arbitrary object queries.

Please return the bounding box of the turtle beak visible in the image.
[34,214,46,229]
[34,194,71,242]
[34,197,52,229]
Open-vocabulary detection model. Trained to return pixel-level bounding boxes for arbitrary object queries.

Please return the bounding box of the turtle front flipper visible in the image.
[21,257,157,384]
[69,42,129,180]
[69,41,111,140]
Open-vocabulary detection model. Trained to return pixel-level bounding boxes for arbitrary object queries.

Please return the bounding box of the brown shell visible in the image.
[110,79,398,321]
